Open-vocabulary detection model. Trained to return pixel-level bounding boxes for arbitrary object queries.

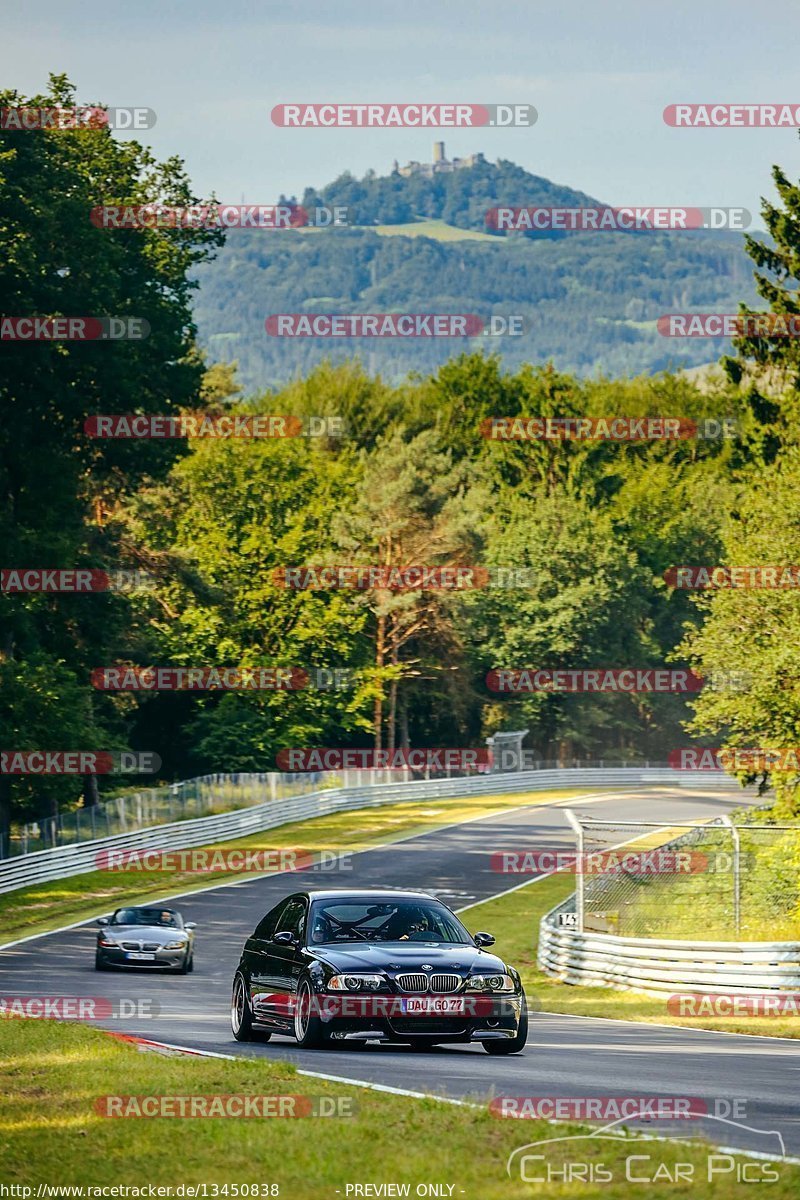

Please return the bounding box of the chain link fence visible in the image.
[1,757,741,862]
[560,812,800,942]
[0,768,429,858]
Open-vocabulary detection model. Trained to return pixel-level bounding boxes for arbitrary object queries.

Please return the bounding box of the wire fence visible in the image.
[560,812,800,942]
[0,757,735,861]
[1,770,390,858]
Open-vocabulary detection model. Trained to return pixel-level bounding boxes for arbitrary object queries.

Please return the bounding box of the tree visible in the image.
[679,448,800,813]
[332,429,478,750]
[118,412,374,774]
[0,74,222,826]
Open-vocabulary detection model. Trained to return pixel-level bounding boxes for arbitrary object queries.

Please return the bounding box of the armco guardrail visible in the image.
[538,900,800,994]
[0,767,734,895]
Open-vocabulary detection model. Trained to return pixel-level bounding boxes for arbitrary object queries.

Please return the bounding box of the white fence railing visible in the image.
[538,901,800,994]
[0,767,734,895]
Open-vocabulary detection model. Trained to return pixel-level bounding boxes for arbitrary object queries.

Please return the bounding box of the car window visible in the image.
[308,900,470,944]
[254,901,285,941]
[275,897,306,940]
[112,907,183,928]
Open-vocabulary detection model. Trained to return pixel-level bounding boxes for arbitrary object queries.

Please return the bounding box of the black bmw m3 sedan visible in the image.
[230,889,528,1053]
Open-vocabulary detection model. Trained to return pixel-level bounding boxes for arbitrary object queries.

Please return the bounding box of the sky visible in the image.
[3,0,800,227]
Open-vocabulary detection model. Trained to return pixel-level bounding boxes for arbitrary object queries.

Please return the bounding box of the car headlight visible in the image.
[98,936,117,946]
[465,973,515,993]
[327,974,385,992]
[164,940,188,950]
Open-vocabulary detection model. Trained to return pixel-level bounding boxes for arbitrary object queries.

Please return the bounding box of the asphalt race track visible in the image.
[2,787,799,1158]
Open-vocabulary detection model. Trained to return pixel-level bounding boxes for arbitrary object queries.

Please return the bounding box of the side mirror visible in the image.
[273,930,299,946]
[474,931,495,947]
[97,917,109,927]
[184,922,196,931]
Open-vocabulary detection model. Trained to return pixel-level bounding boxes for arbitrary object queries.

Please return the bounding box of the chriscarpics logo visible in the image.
[506,1114,787,1185]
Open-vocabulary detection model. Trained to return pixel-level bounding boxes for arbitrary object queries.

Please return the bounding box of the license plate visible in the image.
[400,997,465,1015]
[126,952,156,961]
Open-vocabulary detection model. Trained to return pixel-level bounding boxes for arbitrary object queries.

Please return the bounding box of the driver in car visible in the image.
[310,914,332,944]
[388,906,432,940]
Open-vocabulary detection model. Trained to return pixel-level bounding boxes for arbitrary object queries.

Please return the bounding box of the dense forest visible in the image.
[3,76,800,828]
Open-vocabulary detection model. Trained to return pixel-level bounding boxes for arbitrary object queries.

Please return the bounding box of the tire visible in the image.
[94,951,108,971]
[231,971,255,1041]
[293,977,329,1049]
[482,993,528,1055]
[177,947,194,975]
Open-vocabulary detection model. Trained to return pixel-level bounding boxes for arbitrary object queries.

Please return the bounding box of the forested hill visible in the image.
[298,155,602,230]
[193,156,759,393]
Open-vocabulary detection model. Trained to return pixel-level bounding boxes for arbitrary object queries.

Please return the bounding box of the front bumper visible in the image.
[97,944,188,969]
[318,993,524,1043]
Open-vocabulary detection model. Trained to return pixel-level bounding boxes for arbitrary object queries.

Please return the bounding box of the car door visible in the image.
[262,896,308,1023]
[246,900,289,1026]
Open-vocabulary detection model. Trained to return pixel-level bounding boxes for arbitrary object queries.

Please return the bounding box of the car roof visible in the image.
[302,889,438,902]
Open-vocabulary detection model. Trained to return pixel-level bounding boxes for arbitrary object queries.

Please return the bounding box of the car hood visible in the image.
[311,943,508,974]
[104,925,187,943]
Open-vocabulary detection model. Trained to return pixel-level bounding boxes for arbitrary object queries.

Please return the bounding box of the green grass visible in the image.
[372,218,498,242]
[1,1019,796,1195]
[465,872,800,1039]
[0,788,590,945]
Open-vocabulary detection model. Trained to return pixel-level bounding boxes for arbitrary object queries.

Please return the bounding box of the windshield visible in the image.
[111,908,183,929]
[308,899,471,945]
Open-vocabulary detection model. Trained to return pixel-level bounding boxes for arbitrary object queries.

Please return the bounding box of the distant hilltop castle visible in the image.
[393,142,486,178]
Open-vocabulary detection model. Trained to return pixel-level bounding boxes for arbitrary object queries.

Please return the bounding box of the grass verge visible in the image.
[0,1019,796,1196]
[0,788,591,945]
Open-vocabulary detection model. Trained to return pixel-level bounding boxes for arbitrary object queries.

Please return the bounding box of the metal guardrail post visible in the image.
[563,808,584,932]
[719,815,741,934]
